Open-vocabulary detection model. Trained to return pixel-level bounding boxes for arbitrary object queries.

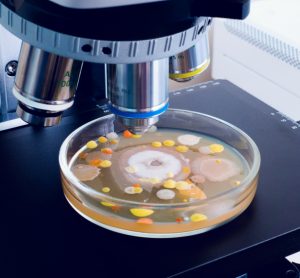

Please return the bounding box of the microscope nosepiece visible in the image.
[13,42,82,127]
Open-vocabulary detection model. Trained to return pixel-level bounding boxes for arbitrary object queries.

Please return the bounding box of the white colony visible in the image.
[198,146,212,155]
[106,132,119,140]
[156,189,176,200]
[113,146,190,192]
[177,134,201,146]
[127,150,182,180]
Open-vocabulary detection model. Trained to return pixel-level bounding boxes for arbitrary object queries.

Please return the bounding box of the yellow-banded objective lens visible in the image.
[169,59,210,81]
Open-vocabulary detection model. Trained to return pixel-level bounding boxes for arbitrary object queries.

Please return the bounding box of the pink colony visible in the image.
[190,175,206,184]
[191,156,240,182]
[71,164,100,181]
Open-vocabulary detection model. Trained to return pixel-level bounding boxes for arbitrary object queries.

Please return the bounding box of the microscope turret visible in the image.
[0,0,250,132]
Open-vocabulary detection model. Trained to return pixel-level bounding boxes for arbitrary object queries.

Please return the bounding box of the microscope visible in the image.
[2,3,300,277]
[0,0,250,133]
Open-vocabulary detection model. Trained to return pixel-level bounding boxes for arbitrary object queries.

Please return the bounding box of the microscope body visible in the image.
[0,0,250,132]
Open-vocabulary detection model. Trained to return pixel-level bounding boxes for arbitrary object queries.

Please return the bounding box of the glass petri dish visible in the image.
[59,109,260,238]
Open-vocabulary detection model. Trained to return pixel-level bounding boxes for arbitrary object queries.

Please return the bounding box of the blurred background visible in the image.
[170,0,300,121]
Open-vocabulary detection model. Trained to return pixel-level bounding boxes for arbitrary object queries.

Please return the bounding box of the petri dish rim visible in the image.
[59,108,261,208]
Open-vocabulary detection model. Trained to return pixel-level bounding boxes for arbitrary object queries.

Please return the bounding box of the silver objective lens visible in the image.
[105,58,169,134]
[13,42,83,126]
[169,30,210,82]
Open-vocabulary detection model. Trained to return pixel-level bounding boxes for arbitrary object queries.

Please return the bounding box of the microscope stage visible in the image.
[1,80,299,277]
